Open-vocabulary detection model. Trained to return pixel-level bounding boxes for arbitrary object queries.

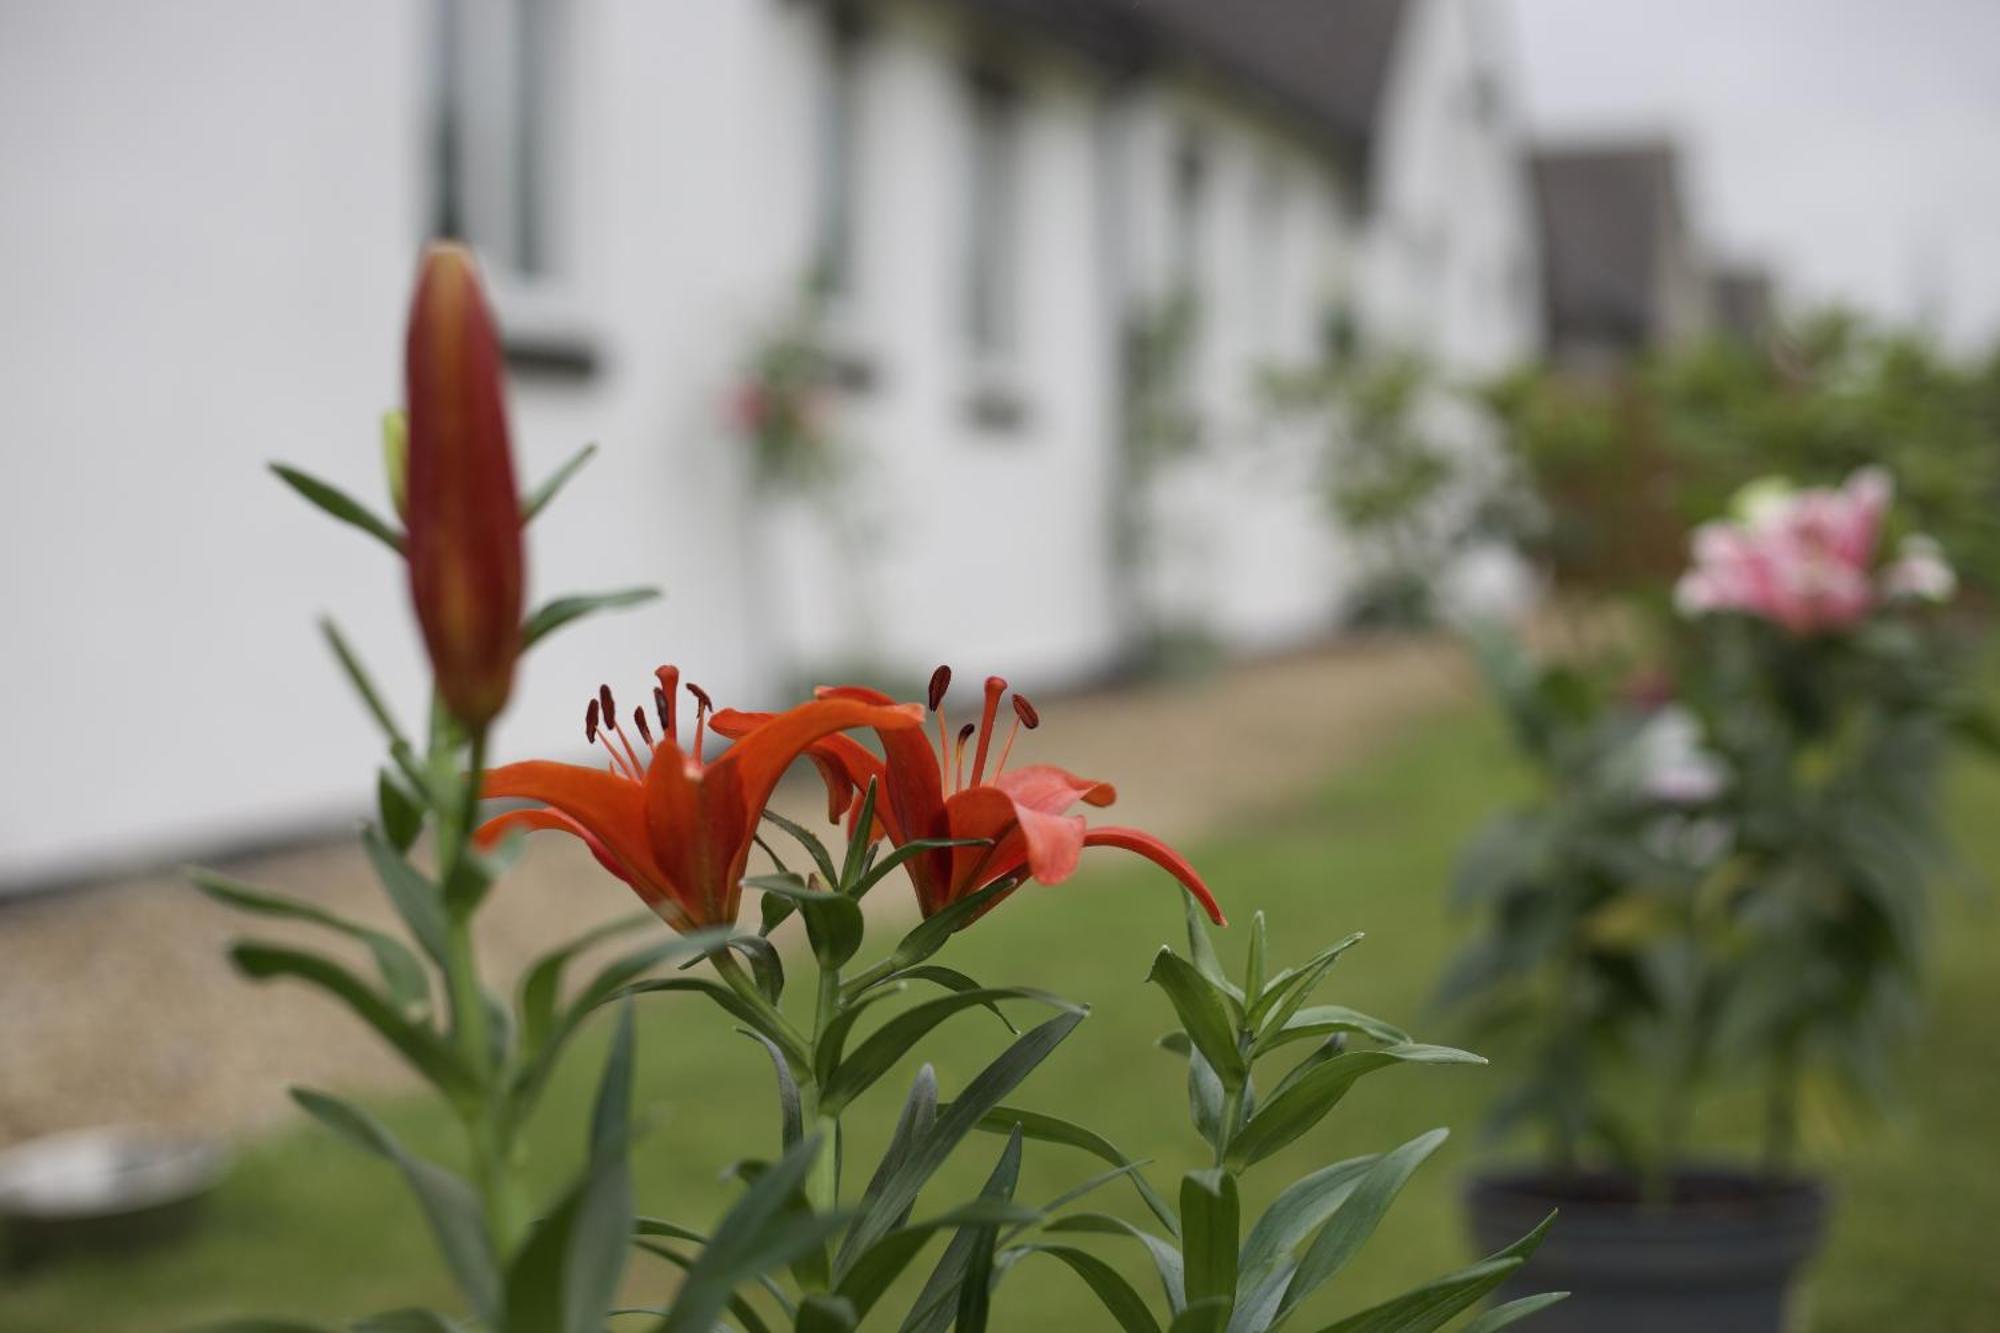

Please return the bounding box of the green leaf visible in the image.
[657,1134,849,1333]
[839,1011,1085,1268]
[794,1295,860,1333]
[952,1130,1024,1333]
[760,808,842,888]
[841,779,880,891]
[847,837,992,904]
[359,827,452,970]
[522,441,598,522]
[564,929,735,1018]
[853,878,1019,996]
[1459,1292,1571,1333]
[186,1322,341,1333]
[1254,1005,1412,1057]
[1245,912,1268,1005]
[1247,934,1366,1034]
[833,1198,1037,1323]
[722,933,788,1003]
[970,1105,1181,1238]
[1148,948,1248,1090]
[193,870,429,1020]
[855,1066,938,1242]
[272,463,405,554]
[1183,895,1246,1009]
[377,771,426,853]
[321,619,414,758]
[521,587,659,650]
[819,988,1081,1117]
[291,1090,499,1323]
[901,1131,1030,1333]
[1168,1298,1232,1333]
[739,1027,804,1149]
[1306,1213,1556,1333]
[1041,1214,1185,1313]
[516,913,654,1054]
[505,1004,636,1333]
[1005,1245,1164,1333]
[1187,1046,1229,1154]
[1279,1130,1449,1317]
[233,945,475,1100]
[813,982,912,1087]
[509,929,738,1113]
[744,875,864,970]
[1226,1045,1482,1171]
[1179,1169,1239,1310]
[628,1242,779,1333]
[1235,1153,1378,1298]
[889,965,1020,1034]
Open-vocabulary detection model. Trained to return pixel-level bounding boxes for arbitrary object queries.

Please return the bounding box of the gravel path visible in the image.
[0,635,1471,1145]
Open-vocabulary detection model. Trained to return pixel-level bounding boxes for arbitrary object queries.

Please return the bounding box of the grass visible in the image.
[4,702,1998,1329]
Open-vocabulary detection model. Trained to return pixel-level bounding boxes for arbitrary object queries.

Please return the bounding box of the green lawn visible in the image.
[5,702,1997,1330]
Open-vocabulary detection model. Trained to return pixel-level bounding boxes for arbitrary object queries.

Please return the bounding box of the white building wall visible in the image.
[0,0,1543,884]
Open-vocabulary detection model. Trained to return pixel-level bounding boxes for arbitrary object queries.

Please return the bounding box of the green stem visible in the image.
[713,949,813,1071]
[436,727,522,1257]
[1214,1086,1243,1169]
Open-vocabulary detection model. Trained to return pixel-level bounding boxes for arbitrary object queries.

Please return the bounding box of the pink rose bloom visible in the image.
[1674,468,1893,636]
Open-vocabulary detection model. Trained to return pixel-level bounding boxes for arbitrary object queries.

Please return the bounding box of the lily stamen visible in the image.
[688,683,714,759]
[655,666,681,742]
[585,696,638,780]
[954,722,975,793]
[599,683,646,776]
[928,664,953,773]
[992,692,1040,780]
[969,675,1006,787]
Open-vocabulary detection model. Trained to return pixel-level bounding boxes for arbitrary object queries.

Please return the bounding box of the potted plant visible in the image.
[1444,469,1972,1332]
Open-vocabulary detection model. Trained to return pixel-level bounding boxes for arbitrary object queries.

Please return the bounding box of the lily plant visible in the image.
[964,904,1564,1332]
[191,240,1566,1333]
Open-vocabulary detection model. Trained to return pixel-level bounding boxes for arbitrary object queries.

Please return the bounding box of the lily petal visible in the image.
[994,764,1117,814]
[481,761,662,894]
[1082,826,1226,925]
[815,686,948,853]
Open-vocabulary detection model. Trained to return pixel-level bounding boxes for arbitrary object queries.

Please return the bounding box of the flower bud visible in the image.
[380,409,409,521]
[404,243,524,730]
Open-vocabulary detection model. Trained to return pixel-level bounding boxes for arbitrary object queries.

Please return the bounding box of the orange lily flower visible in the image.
[713,668,1224,927]
[476,667,922,931]
[404,242,524,730]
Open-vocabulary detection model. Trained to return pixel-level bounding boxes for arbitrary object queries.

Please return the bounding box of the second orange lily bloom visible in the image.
[715,668,1224,927]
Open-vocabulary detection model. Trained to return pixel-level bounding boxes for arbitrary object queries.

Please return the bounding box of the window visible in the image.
[963,68,1023,359]
[430,0,568,283]
[813,8,866,298]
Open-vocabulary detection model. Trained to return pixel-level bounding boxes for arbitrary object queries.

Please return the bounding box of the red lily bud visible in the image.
[404,243,525,730]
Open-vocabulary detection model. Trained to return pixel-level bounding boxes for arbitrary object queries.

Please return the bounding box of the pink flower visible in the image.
[1674,468,1900,636]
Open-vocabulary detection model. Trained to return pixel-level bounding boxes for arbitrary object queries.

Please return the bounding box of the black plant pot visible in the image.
[1464,1167,1829,1333]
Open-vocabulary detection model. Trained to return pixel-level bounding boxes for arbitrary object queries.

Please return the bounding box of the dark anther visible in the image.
[654,687,672,735]
[1012,694,1041,729]
[688,682,714,711]
[956,722,976,746]
[927,664,952,711]
[585,697,600,743]
[598,684,616,722]
[633,706,655,747]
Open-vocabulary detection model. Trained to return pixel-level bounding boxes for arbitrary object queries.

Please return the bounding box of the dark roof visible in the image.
[1710,265,1774,340]
[953,0,1410,154]
[1531,143,1686,351]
